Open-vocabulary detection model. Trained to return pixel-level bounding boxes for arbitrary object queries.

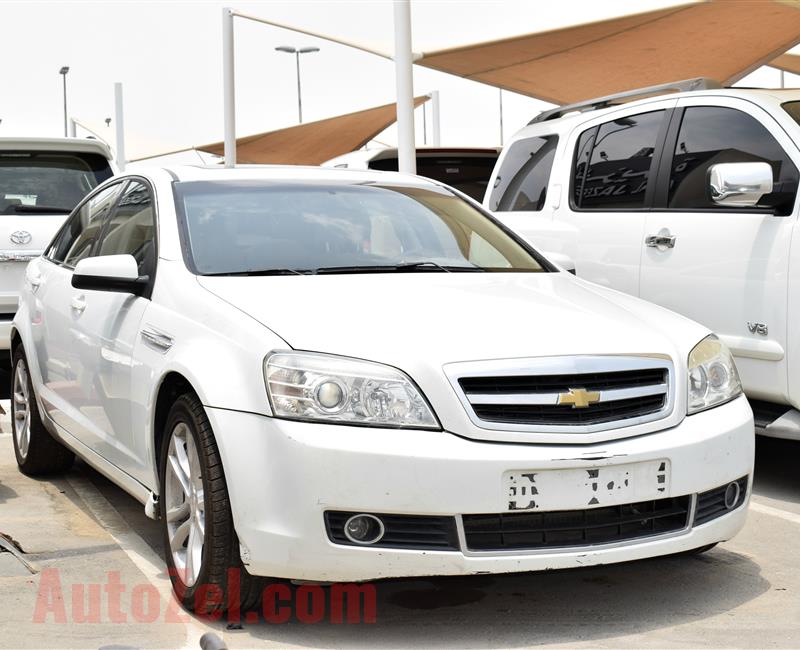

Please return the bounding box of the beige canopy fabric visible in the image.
[771,53,800,76]
[197,96,429,165]
[417,0,800,105]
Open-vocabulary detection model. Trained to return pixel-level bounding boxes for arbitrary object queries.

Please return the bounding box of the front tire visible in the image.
[11,345,74,475]
[160,392,266,614]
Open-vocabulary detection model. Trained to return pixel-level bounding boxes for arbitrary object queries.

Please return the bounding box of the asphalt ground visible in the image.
[1,399,799,649]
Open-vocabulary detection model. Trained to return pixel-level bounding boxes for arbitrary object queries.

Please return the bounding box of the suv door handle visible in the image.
[70,295,86,314]
[645,234,677,249]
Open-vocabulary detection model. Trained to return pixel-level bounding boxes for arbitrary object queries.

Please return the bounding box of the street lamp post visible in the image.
[59,66,69,137]
[275,45,319,123]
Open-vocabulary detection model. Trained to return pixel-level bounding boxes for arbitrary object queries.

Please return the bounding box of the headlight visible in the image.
[687,335,742,414]
[264,351,440,429]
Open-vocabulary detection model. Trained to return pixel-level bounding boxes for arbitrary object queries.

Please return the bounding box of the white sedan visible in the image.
[11,166,754,613]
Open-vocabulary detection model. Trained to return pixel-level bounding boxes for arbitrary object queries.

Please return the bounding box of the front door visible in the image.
[639,98,799,402]
[64,179,157,478]
[34,181,125,435]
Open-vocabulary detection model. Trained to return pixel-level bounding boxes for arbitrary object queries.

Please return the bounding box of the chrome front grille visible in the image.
[447,356,674,434]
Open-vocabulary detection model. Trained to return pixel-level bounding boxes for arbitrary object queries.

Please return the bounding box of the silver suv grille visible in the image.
[447,356,673,434]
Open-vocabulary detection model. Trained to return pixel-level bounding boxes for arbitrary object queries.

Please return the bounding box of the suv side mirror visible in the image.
[72,254,148,295]
[708,162,773,208]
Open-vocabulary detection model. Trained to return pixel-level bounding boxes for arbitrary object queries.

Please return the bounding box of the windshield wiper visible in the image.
[314,262,485,274]
[204,268,312,277]
[10,205,73,214]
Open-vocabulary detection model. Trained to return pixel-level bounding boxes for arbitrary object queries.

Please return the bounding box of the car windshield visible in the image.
[0,150,113,215]
[174,180,548,275]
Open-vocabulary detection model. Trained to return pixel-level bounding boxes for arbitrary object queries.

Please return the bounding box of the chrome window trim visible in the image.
[444,355,674,434]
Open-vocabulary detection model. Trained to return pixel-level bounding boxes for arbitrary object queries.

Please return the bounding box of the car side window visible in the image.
[95,180,156,276]
[572,110,665,210]
[668,106,799,215]
[47,182,124,267]
[489,135,558,211]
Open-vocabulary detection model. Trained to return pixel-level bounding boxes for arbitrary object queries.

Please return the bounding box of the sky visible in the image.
[1,0,798,164]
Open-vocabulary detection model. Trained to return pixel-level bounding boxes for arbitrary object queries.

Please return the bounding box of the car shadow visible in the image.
[232,549,768,648]
[753,435,800,505]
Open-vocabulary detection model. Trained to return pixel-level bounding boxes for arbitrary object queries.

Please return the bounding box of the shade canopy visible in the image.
[197,96,429,165]
[417,0,800,105]
[770,53,800,76]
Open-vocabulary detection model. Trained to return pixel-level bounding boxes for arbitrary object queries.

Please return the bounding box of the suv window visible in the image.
[96,181,156,276]
[0,151,113,215]
[489,135,558,211]
[572,110,665,210]
[668,106,799,215]
[47,182,123,267]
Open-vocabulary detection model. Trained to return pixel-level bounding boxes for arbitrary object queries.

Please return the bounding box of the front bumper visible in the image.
[207,395,754,582]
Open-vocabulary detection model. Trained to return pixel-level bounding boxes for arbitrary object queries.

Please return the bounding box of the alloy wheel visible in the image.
[165,422,206,587]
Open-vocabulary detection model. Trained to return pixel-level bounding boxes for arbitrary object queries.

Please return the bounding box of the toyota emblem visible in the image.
[10,230,32,245]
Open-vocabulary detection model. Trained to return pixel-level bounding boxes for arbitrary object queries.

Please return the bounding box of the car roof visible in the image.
[139,164,443,187]
[0,136,113,158]
[514,87,800,139]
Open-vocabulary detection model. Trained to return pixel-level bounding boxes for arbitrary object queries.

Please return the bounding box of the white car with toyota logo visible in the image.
[11,165,753,613]
[0,137,115,367]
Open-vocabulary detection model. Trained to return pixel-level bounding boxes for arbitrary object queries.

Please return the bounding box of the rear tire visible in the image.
[159,392,267,615]
[11,345,74,475]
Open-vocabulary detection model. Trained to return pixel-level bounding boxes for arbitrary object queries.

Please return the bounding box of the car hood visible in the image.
[196,272,707,368]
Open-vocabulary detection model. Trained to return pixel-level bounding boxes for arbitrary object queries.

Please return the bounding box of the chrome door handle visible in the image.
[645,234,676,249]
[70,295,86,313]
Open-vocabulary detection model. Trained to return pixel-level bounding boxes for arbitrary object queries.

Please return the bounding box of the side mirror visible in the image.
[542,250,576,275]
[71,254,148,294]
[708,162,773,208]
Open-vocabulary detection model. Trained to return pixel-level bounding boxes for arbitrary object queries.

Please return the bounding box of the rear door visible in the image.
[559,100,677,294]
[639,98,799,401]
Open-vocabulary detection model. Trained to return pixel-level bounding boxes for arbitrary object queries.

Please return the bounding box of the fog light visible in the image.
[724,481,741,510]
[343,514,384,545]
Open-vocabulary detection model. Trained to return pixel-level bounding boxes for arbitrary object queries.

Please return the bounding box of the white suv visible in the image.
[12,165,752,612]
[0,137,114,364]
[485,79,800,441]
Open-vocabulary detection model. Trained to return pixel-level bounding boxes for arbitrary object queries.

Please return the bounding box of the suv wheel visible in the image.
[160,392,266,614]
[11,345,75,475]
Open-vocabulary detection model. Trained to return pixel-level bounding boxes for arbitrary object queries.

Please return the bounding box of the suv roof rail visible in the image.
[529,77,722,124]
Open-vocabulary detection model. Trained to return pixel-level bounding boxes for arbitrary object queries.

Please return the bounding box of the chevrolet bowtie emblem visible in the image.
[558,388,601,408]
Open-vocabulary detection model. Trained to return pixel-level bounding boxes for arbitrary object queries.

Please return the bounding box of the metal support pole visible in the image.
[62,74,68,137]
[781,69,786,89]
[114,83,126,171]
[393,0,416,174]
[69,118,77,138]
[430,90,441,147]
[499,89,504,146]
[222,7,236,167]
[295,52,303,123]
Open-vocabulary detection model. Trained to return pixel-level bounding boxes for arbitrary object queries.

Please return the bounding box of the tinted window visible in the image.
[572,111,664,210]
[669,106,798,214]
[48,182,123,267]
[783,101,800,126]
[0,151,113,215]
[369,154,499,201]
[489,135,558,211]
[174,181,546,275]
[96,181,156,275]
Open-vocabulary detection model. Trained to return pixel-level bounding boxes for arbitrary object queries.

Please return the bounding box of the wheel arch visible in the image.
[152,371,198,491]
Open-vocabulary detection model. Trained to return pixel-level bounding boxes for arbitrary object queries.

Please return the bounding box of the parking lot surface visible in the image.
[1,401,799,649]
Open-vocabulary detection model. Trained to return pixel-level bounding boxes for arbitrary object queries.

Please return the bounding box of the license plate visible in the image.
[503,460,670,512]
